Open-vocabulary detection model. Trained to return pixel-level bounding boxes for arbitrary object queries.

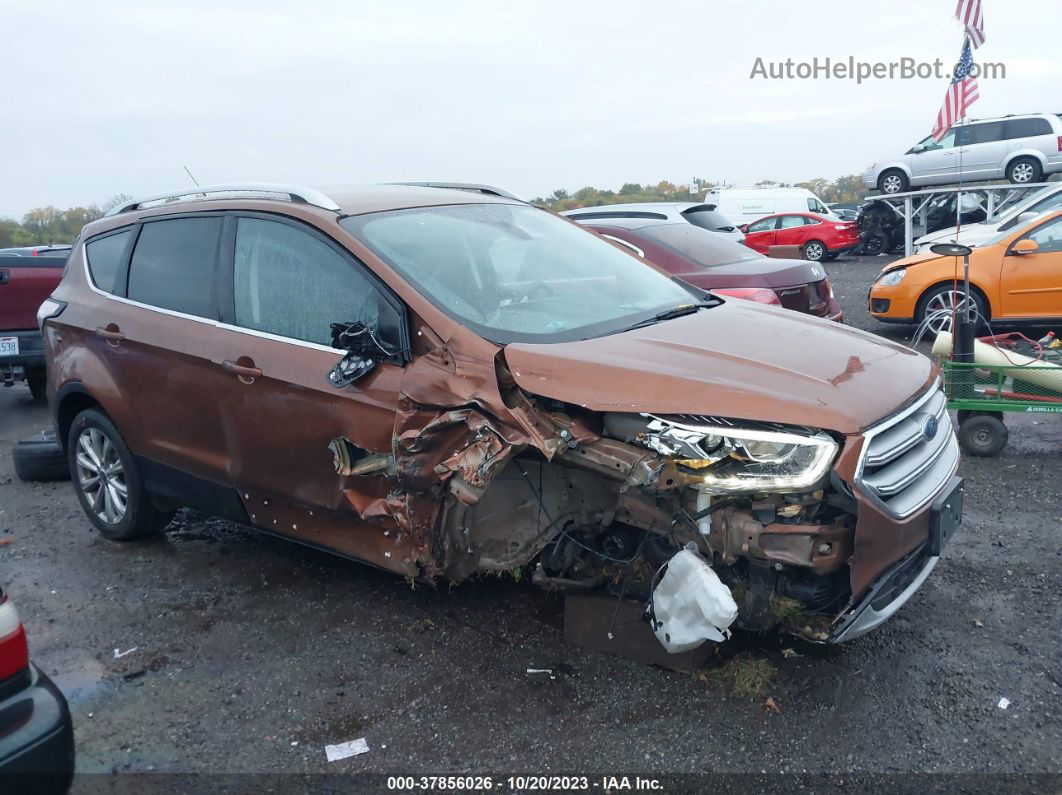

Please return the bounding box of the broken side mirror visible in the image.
[326,293,407,388]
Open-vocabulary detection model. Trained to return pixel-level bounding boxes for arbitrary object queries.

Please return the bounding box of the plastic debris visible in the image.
[527,668,556,680]
[998,697,1010,710]
[113,647,138,659]
[325,737,370,762]
[646,546,738,653]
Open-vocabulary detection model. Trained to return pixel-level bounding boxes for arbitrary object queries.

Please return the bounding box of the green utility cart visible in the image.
[944,360,1062,457]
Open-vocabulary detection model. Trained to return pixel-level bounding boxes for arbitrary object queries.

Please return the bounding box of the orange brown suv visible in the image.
[40,183,963,646]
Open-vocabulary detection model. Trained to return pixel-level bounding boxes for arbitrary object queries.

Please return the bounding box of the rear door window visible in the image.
[127,217,221,318]
[85,230,131,293]
[958,122,1004,146]
[232,217,379,347]
[1003,118,1053,139]
[779,215,806,228]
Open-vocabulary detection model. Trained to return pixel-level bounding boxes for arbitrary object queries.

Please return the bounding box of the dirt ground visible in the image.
[1,254,1060,788]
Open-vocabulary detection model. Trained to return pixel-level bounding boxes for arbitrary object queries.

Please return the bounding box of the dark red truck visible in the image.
[0,252,68,400]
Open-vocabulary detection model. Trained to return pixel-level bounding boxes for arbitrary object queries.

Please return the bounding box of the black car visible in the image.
[0,586,74,794]
[856,192,988,254]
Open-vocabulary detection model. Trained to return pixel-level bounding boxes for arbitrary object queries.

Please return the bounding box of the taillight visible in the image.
[1057,135,1062,152]
[37,297,67,331]
[712,287,782,306]
[0,593,30,681]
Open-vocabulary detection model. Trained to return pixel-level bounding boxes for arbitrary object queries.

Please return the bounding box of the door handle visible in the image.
[95,326,125,346]
[222,359,263,383]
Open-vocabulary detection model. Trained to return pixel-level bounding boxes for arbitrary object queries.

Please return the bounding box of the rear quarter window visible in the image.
[127,217,220,318]
[85,230,132,293]
[1003,118,1053,139]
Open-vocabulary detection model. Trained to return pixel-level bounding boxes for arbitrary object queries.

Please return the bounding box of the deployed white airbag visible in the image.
[648,546,738,653]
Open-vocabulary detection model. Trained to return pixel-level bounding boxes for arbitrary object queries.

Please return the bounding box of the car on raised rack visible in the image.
[39,182,961,648]
[568,215,842,321]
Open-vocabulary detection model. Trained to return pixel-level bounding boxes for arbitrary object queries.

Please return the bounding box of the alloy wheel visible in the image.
[804,242,825,261]
[923,289,978,334]
[74,427,127,524]
[1012,162,1034,183]
[882,175,903,193]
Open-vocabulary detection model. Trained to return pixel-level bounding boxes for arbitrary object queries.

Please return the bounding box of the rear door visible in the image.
[998,215,1062,318]
[104,215,234,490]
[956,122,1008,178]
[212,213,410,570]
[775,214,811,246]
[742,216,778,253]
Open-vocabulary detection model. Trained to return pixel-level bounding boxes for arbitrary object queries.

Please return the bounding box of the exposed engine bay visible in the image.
[330,344,857,650]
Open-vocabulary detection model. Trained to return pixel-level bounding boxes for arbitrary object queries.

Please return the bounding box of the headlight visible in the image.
[644,417,839,493]
[877,268,906,287]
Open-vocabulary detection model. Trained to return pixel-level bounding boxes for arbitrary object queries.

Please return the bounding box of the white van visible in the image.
[706,187,840,225]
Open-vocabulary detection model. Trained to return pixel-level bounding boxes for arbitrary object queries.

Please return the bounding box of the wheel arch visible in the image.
[54,383,107,452]
[1002,150,1048,173]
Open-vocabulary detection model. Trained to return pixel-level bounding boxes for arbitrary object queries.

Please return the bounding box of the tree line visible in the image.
[530,174,867,211]
[3,176,868,247]
[0,194,131,249]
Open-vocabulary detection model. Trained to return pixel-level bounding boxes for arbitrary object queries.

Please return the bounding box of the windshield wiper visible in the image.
[622,301,718,332]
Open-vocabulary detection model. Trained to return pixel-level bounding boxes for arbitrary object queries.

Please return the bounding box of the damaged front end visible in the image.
[327,341,862,653]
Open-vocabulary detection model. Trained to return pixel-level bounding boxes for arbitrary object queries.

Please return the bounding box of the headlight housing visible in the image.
[877,268,906,287]
[643,417,839,493]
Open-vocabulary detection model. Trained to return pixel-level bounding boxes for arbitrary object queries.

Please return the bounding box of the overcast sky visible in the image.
[3,0,1060,218]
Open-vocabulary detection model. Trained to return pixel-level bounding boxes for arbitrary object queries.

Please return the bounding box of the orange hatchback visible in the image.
[869,209,1062,331]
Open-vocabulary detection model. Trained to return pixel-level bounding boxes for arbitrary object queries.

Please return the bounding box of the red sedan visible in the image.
[739,213,860,261]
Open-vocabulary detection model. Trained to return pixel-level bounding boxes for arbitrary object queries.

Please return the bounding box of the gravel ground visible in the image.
[1,254,1060,790]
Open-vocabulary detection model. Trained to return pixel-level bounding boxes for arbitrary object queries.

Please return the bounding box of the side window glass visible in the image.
[233,217,381,347]
[1004,118,1052,139]
[85,229,131,293]
[748,218,774,233]
[127,218,220,318]
[779,215,805,229]
[1027,218,1062,254]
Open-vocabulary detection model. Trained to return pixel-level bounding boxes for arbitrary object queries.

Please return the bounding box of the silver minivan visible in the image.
[864,113,1062,194]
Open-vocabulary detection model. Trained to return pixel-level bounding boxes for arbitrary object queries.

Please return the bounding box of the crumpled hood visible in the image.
[880,251,942,274]
[505,300,934,434]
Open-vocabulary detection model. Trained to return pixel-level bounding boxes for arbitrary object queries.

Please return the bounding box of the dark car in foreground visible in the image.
[41,182,959,651]
[576,217,843,321]
[0,587,75,794]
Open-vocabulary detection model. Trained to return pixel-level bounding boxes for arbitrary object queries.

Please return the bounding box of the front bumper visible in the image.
[829,544,938,643]
[0,664,75,794]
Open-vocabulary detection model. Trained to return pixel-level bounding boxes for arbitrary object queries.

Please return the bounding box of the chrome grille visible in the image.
[857,383,959,518]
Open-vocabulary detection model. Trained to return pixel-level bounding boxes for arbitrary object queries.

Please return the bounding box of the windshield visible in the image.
[340,204,702,344]
[997,187,1062,231]
[636,223,761,267]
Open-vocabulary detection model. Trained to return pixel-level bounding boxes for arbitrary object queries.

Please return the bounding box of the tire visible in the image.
[27,373,47,403]
[13,435,70,482]
[878,169,909,194]
[862,234,887,256]
[916,284,988,335]
[1006,157,1042,185]
[958,414,1008,457]
[802,240,827,261]
[67,408,174,541]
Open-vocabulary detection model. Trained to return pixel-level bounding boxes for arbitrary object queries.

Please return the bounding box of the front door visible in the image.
[212,213,414,573]
[999,216,1062,318]
[743,216,778,254]
[910,130,959,182]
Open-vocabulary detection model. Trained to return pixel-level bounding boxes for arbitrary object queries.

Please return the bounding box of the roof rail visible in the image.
[392,182,526,202]
[105,183,341,217]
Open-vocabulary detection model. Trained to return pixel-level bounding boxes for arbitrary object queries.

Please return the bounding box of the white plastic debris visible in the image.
[113,647,138,659]
[325,737,369,762]
[998,697,1010,710]
[527,668,556,679]
[648,546,738,653]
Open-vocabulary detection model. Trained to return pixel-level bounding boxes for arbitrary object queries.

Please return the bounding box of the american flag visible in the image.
[931,39,980,142]
[955,0,985,48]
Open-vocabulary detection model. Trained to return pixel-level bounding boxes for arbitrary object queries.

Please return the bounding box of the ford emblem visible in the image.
[920,415,939,441]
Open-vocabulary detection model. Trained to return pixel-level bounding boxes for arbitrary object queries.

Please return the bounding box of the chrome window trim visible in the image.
[600,234,645,258]
[82,256,346,356]
[855,378,958,519]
